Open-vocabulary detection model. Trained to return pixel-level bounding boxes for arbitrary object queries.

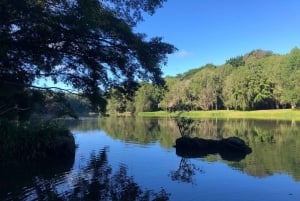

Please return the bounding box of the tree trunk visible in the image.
[291,104,296,110]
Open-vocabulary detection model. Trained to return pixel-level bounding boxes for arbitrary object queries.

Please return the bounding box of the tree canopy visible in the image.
[0,0,176,118]
[111,48,300,114]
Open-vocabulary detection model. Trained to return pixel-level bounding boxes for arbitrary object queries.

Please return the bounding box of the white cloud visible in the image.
[176,49,191,58]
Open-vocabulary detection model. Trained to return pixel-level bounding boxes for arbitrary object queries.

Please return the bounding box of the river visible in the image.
[1,117,300,201]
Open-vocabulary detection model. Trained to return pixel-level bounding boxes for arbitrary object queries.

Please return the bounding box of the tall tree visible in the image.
[259,54,284,109]
[222,68,249,110]
[159,77,188,111]
[106,88,130,114]
[190,65,218,110]
[0,0,176,117]
[280,48,300,109]
[134,82,165,112]
[246,64,274,109]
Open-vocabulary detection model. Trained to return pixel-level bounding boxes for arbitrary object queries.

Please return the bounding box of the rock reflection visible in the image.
[175,146,249,162]
[28,147,170,201]
[175,137,252,162]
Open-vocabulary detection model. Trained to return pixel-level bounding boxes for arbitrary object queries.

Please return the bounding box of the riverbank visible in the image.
[138,109,300,121]
[0,121,76,164]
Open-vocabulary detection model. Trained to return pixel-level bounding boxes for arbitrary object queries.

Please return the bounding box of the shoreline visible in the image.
[138,109,300,121]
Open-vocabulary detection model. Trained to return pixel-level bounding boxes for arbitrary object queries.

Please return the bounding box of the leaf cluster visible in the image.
[0,0,176,117]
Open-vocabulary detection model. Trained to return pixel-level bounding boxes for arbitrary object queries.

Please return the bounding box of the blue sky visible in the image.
[136,0,300,76]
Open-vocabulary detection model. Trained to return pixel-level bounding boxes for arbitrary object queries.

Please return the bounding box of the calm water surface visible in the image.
[1,117,300,201]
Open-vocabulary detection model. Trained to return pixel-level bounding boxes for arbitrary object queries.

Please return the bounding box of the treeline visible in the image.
[106,48,300,114]
[0,88,93,121]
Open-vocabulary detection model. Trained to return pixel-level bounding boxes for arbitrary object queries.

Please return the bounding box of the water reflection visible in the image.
[3,118,300,201]
[169,158,204,185]
[174,115,252,162]
[0,157,74,201]
[175,143,250,162]
[1,146,170,201]
[64,147,170,201]
[67,117,179,148]
[67,117,300,181]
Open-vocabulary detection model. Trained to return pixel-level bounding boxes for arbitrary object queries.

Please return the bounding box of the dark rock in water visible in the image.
[175,136,252,161]
[219,137,252,153]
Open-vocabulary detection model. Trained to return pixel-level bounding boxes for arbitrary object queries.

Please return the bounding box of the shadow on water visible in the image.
[65,147,170,201]
[1,147,170,201]
[0,153,75,201]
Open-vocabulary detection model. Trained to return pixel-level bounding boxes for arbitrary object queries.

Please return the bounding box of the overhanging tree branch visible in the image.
[1,80,80,95]
[0,0,176,117]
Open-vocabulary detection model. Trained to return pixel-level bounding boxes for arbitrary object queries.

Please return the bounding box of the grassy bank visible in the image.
[138,109,300,121]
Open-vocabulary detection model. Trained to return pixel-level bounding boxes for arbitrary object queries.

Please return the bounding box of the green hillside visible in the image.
[106,48,300,115]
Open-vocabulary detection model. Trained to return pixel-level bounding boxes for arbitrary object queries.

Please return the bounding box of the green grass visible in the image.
[138,109,300,121]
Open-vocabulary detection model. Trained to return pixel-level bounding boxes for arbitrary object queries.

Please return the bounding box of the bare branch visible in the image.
[0,105,30,116]
[30,85,80,95]
[1,80,81,95]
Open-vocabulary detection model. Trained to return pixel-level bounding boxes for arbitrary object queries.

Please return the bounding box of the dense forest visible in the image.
[4,47,300,119]
[106,48,300,115]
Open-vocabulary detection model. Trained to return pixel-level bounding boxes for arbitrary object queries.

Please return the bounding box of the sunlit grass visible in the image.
[138,109,300,120]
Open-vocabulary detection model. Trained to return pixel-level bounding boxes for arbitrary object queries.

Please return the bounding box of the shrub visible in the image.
[0,120,75,163]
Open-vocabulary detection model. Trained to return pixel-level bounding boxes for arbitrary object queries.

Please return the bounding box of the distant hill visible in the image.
[106,47,300,114]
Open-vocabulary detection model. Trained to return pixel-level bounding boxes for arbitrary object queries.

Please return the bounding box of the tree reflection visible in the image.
[0,156,74,201]
[169,158,204,185]
[71,118,300,181]
[31,147,170,201]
